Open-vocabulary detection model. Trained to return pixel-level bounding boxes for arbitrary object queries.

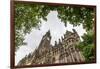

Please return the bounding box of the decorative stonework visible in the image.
[18,29,85,66]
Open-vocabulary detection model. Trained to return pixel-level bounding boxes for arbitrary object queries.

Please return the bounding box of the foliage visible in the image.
[15,3,50,51]
[77,30,95,62]
[57,6,95,31]
[14,3,95,52]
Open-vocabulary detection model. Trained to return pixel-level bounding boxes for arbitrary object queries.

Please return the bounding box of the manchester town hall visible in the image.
[18,29,85,66]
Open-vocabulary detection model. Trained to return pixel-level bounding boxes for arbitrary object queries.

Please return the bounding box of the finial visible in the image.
[48,29,50,33]
[59,38,61,43]
[72,29,76,33]
[45,30,51,38]
[61,36,64,41]
[55,41,57,46]
[59,38,62,44]
[47,30,50,34]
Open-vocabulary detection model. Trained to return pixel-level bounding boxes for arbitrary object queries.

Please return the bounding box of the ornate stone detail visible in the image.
[17,29,85,66]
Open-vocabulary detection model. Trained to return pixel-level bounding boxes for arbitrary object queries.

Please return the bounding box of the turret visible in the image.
[55,41,57,46]
[59,38,61,43]
[38,30,52,54]
[72,29,77,33]
[42,30,51,41]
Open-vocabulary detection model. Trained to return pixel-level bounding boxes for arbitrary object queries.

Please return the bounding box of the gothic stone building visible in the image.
[18,29,85,66]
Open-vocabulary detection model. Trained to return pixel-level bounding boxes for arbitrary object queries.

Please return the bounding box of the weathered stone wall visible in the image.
[18,29,85,66]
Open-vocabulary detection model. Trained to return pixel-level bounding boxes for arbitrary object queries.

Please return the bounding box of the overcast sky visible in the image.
[15,11,86,65]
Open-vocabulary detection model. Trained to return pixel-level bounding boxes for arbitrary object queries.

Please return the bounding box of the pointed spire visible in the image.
[72,29,76,33]
[46,30,51,38]
[59,38,61,43]
[58,38,62,45]
[55,41,57,46]
[61,36,64,41]
[46,30,50,35]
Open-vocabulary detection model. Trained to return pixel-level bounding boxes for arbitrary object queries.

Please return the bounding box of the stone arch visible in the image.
[52,57,55,63]
[59,54,62,63]
[59,54,66,63]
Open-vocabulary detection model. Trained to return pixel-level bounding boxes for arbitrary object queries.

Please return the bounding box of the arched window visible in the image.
[59,54,63,63]
[52,57,55,63]
[65,49,67,52]
[59,54,66,63]
[69,39,70,42]
[66,52,69,57]
[70,47,74,52]
[74,57,78,62]
[72,38,74,42]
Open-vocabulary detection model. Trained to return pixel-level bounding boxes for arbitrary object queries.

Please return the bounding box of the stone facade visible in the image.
[17,29,85,66]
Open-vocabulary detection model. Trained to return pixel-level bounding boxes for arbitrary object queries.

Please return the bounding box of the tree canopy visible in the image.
[14,3,95,62]
[76,30,95,62]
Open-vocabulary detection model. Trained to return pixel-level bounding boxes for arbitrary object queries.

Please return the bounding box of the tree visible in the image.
[15,3,95,52]
[77,30,95,62]
[57,6,95,31]
[15,3,50,51]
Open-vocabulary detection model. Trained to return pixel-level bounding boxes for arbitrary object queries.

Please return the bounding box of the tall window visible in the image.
[52,57,55,63]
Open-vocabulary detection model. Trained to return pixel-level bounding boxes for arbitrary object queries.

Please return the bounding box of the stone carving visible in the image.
[18,29,85,66]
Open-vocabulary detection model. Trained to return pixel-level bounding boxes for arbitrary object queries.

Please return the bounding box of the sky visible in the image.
[15,11,86,65]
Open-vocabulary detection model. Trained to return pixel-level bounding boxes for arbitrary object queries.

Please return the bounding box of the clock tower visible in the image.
[38,30,51,54]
